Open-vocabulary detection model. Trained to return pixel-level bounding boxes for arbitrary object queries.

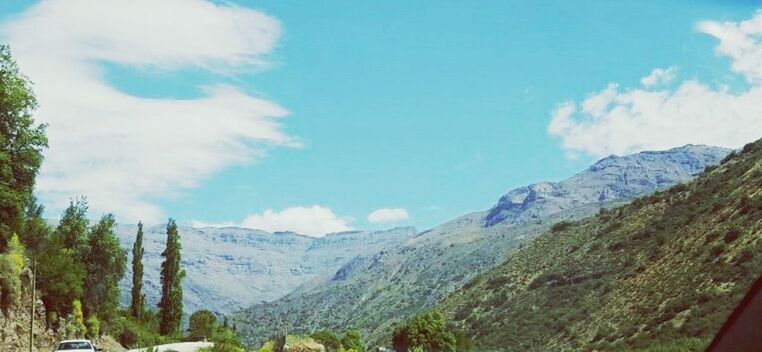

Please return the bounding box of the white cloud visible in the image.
[367,208,410,223]
[640,66,678,87]
[549,11,762,157]
[194,206,353,237]
[2,0,295,223]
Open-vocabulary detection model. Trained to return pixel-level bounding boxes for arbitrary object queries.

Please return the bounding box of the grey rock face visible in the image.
[484,145,731,226]
[116,225,416,314]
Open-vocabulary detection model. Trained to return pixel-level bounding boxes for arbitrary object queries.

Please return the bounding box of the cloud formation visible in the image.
[193,205,353,237]
[367,208,410,223]
[2,0,295,223]
[549,11,762,157]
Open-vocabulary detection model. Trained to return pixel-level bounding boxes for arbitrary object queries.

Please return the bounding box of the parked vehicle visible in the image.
[53,339,103,352]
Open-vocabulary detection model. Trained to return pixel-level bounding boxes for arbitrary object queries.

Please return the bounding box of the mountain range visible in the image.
[436,139,762,351]
[229,144,731,346]
[115,226,417,314]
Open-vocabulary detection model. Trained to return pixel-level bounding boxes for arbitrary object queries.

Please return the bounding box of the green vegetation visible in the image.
[392,311,469,352]
[436,138,762,351]
[0,45,47,252]
[131,222,145,320]
[159,218,185,336]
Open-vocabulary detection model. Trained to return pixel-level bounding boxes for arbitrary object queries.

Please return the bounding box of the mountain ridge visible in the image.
[231,144,731,347]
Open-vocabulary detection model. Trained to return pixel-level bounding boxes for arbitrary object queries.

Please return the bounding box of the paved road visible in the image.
[127,341,214,352]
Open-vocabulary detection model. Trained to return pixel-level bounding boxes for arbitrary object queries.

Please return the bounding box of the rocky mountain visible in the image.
[436,139,762,351]
[484,145,731,226]
[231,145,731,347]
[115,226,417,314]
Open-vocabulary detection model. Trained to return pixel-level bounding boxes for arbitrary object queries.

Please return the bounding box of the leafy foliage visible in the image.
[131,222,145,319]
[159,218,185,336]
[392,311,459,352]
[0,45,47,251]
[84,213,127,330]
[188,309,217,339]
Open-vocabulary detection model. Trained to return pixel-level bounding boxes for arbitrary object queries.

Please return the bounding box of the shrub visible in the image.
[723,227,741,243]
[551,221,573,233]
[188,309,217,340]
[86,315,100,338]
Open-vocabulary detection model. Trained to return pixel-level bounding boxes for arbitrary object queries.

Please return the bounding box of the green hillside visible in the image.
[436,139,762,351]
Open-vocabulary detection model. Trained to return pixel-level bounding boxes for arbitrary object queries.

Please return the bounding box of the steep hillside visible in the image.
[232,145,729,347]
[436,139,762,351]
[115,226,417,314]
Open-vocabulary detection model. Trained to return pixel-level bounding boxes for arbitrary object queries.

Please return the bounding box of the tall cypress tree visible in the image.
[130,221,145,320]
[158,218,184,336]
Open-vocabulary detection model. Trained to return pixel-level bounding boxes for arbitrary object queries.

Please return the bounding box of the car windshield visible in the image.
[57,342,91,349]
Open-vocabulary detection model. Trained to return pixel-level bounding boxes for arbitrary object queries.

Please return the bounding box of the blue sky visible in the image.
[1,1,760,235]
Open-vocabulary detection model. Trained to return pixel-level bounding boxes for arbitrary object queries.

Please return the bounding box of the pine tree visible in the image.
[130,222,145,320]
[158,218,184,336]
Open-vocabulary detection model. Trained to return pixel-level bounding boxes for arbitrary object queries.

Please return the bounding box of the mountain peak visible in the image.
[484,145,731,227]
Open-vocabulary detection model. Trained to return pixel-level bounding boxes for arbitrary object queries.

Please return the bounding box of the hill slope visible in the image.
[115,226,417,314]
[436,139,762,351]
[232,145,730,347]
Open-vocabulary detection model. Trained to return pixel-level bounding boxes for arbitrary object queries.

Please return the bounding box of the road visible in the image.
[127,341,214,352]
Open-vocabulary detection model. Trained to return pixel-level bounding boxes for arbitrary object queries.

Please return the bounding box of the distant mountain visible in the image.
[436,139,762,351]
[232,145,731,347]
[485,145,731,226]
[115,226,417,314]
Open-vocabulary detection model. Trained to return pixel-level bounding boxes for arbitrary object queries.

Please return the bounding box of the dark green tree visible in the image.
[342,330,365,352]
[392,311,457,352]
[38,200,90,318]
[130,222,145,319]
[84,213,127,331]
[37,238,85,318]
[188,309,217,339]
[158,218,185,336]
[20,196,50,258]
[55,198,90,254]
[312,330,342,352]
[0,45,47,250]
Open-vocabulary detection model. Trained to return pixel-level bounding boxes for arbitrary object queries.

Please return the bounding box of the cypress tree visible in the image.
[130,221,145,320]
[158,218,184,336]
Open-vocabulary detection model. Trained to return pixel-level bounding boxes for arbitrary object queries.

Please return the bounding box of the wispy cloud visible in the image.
[549,11,762,157]
[2,0,296,223]
[367,208,410,223]
[193,205,353,237]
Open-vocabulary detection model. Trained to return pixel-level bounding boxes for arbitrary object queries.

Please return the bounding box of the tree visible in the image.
[84,213,127,331]
[37,238,85,319]
[55,198,90,254]
[392,311,457,352]
[130,222,145,320]
[0,234,25,314]
[342,330,365,352]
[20,196,50,258]
[188,309,217,339]
[0,45,47,250]
[311,330,342,352]
[158,218,185,336]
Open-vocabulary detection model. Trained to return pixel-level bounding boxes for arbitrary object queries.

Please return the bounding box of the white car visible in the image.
[53,339,103,352]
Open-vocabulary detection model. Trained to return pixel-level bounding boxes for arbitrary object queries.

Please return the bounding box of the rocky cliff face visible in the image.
[116,226,416,314]
[484,145,730,226]
[232,145,731,347]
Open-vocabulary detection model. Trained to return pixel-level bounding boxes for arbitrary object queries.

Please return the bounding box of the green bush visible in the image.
[392,311,458,352]
[551,221,573,233]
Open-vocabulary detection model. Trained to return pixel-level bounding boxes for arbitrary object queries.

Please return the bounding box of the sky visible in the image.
[0,0,761,236]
